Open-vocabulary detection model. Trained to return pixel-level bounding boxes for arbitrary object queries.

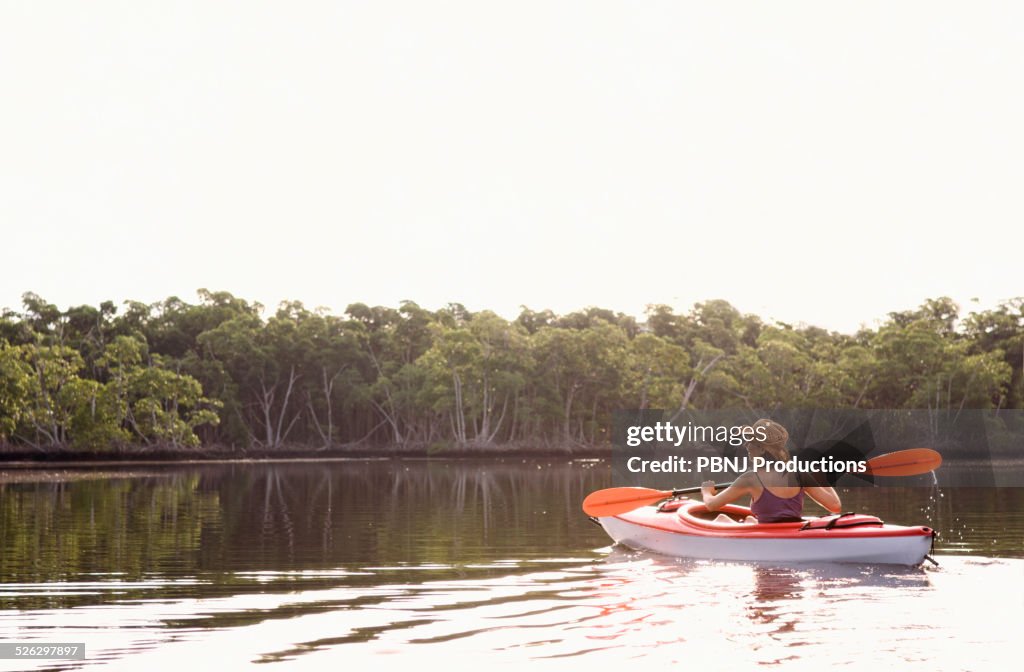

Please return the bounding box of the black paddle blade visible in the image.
[795,420,876,487]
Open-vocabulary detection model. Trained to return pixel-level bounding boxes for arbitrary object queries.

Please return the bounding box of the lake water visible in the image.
[0,459,1021,670]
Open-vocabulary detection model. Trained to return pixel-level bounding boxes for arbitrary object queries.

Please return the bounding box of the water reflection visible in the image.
[2,553,1011,670]
[0,459,1021,669]
[1,460,1021,592]
[0,474,221,594]
[748,566,802,628]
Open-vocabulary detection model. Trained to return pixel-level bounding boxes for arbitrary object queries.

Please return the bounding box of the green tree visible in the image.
[0,342,32,438]
[627,333,691,409]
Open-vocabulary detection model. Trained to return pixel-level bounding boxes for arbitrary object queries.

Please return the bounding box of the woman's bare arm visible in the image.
[804,486,842,513]
[701,473,755,511]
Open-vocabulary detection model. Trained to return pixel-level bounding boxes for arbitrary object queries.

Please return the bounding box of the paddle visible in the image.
[581,447,942,517]
[854,447,941,476]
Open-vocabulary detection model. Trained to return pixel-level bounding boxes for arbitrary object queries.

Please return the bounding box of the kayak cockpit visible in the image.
[656,497,806,531]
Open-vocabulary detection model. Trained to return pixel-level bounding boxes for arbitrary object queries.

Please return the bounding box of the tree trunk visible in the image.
[563,382,578,442]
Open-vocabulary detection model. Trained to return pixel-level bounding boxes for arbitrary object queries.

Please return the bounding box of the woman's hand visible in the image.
[701,480,717,501]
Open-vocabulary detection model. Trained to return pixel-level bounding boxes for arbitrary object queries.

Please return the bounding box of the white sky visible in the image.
[2,2,1022,334]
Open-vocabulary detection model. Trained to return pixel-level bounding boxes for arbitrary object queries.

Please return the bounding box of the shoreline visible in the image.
[0,442,613,468]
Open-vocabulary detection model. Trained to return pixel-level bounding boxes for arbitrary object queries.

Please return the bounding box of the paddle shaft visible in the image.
[581,447,942,517]
[668,450,939,494]
[670,482,734,497]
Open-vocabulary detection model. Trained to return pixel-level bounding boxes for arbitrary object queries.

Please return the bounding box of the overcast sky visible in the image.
[2,2,1021,333]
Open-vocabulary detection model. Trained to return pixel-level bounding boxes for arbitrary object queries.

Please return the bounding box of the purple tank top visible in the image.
[750,473,804,523]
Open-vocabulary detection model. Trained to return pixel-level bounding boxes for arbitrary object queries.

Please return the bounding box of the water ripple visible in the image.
[3,554,1019,670]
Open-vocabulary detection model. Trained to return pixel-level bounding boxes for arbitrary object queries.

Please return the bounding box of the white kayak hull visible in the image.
[599,515,933,565]
[596,500,935,566]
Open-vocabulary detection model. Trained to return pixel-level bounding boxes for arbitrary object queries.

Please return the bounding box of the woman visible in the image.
[700,419,841,523]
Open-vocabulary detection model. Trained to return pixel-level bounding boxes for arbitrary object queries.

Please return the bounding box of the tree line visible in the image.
[1,291,1021,452]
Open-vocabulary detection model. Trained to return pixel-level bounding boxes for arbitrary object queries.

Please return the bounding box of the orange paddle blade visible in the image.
[582,486,673,517]
[864,448,942,476]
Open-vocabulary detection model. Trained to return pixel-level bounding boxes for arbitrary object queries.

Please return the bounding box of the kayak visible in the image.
[594,498,935,566]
